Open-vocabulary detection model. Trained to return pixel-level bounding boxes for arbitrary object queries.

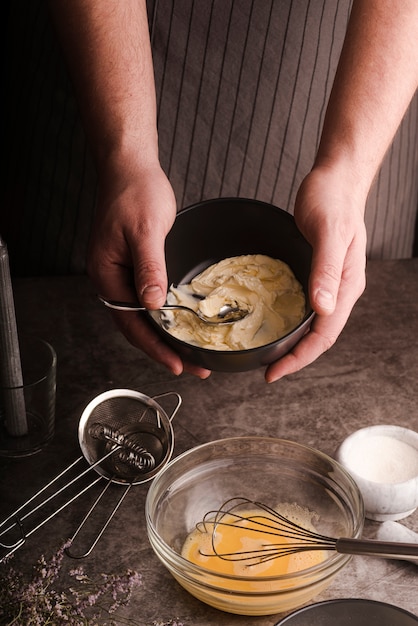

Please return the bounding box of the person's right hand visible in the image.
[87,159,211,379]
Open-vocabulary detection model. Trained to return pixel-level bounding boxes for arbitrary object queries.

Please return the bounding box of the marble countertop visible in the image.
[1,259,417,624]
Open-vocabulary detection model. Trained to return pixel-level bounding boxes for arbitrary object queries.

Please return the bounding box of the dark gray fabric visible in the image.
[3,0,96,276]
[152,0,350,209]
[2,0,418,277]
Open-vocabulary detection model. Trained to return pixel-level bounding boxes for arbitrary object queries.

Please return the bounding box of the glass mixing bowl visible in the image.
[145,437,364,616]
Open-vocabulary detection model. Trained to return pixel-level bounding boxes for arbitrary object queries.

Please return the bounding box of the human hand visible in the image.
[87,161,211,379]
[265,164,368,383]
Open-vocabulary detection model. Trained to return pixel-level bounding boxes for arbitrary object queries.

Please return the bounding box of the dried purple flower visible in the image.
[0,540,143,626]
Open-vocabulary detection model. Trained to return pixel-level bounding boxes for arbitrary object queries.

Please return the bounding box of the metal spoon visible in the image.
[98,296,249,325]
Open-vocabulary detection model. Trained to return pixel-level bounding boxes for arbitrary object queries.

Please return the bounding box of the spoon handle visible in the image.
[98,296,181,313]
[99,297,168,312]
[98,297,146,311]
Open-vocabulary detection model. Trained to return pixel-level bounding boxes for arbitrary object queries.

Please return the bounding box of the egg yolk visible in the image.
[181,508,326,590]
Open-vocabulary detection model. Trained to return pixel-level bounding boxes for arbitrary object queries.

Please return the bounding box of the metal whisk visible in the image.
[197,497,418,564]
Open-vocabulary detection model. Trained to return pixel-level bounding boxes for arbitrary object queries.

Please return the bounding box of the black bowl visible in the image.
[151,197,314,372]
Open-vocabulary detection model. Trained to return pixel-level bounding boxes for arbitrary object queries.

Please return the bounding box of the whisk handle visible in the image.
[336,537,418,561]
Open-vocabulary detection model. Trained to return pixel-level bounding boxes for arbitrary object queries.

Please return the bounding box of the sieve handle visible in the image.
[336,537,418,560]
[65,479,133,559]
[152,391,182,421]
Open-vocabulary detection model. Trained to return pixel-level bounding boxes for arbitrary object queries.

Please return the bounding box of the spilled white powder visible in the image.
[348,435,418,483]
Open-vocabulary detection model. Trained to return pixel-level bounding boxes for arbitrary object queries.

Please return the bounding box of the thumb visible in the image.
[309,248,345,316]
[141,283,167,309]
[131,230,168,310]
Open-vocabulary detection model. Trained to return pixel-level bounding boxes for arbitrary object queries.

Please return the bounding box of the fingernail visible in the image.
[142,285,163,298]
[141,285,164,307]
[316,288,334,311]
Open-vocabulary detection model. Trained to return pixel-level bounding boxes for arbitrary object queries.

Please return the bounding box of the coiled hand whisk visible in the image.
[196,497,418,564]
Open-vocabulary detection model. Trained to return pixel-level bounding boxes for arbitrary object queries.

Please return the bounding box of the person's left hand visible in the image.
[265,163,368,383]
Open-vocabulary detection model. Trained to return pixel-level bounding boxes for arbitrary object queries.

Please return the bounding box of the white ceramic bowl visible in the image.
[335,425,418,521]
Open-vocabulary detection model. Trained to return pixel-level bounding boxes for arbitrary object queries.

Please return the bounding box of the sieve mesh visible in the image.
[79,394,173,485]
[87,396,161,429]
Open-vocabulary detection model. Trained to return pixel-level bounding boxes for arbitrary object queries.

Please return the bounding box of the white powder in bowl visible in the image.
[348,435,418,484]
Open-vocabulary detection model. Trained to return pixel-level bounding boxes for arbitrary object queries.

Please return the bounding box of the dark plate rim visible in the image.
[275,598,418,624]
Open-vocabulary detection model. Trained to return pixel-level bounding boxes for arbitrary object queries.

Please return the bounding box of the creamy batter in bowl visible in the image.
[163,254,306,351]
[148,197,314,372]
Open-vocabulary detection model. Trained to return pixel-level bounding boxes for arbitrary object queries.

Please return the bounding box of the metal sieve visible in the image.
[0,389,181,561]
[78,389,177,485]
